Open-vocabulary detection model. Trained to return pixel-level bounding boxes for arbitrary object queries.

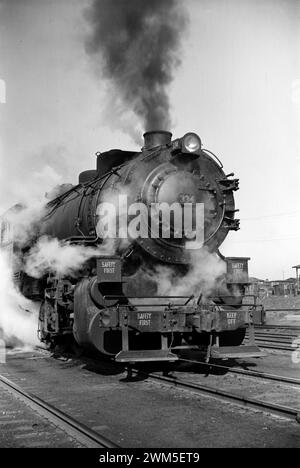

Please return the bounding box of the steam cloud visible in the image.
[0,180,93,348]
[146,248,227,299]
[24,236,115,278]
[0,249,39,348]
[85,0,188,134]
[0,149,77,349]
[0,194,50,348]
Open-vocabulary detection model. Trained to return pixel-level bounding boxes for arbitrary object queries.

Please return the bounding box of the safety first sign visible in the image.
[97,257,122,283]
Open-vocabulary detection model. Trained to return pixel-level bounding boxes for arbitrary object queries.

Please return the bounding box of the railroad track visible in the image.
[3,346,299,447]
[130,366,300,423]
[254,344,293,351]
[245,330,297,351]
[177,357,300,386]
[244,339,293,351]
[0,373,119,448]
[247,342,292,351]
[247,340,293,351]
[252,332,298,339]
[255,325,300,331]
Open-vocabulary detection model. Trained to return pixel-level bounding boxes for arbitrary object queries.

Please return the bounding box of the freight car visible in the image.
[0,131,264,362]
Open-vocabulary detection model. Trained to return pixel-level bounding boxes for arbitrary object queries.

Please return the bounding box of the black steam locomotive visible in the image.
[1,131,264,362]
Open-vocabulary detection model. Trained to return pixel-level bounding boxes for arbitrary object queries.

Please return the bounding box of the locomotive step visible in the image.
[115,350,179,363]
[210,345,266,359]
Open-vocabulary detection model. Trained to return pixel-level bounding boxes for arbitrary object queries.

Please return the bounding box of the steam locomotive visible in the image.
[1,131,264,362]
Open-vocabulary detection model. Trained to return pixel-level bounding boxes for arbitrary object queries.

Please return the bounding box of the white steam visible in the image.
[24,235,115,278]
[146,248,226,299]
[0,162,68,348]
[0,249,39,347]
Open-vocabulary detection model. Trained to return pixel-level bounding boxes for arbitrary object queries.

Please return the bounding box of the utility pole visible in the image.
[292,265,300,295]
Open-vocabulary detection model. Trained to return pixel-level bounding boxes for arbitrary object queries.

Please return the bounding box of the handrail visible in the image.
[202,148,223,168]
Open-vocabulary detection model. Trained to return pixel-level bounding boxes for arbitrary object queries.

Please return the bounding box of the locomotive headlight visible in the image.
[183,133,201,153]
[170,132,202,155]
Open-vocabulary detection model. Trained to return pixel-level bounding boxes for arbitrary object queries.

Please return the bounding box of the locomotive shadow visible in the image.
[174,350,260,376]
[122,354,261,381]
[51,347,260,382]
[81,356,127,377]
[79,356,150,382]
[51,347,127,377]
[83,352,260,382]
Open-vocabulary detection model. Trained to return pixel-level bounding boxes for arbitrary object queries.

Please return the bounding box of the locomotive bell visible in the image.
[143,131,172,150]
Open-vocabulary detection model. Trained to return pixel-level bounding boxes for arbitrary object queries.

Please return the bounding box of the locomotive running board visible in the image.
[210,345,267,359]
[115,350,179,363]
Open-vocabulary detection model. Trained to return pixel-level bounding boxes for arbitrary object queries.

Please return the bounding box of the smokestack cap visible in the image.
[143,131,172,150]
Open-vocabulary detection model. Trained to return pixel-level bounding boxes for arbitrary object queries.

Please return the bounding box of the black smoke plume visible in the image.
[85,0,188,134]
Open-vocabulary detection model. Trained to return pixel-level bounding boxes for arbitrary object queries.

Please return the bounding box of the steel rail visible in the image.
[250,336,292,344]
[27,349,299,425]
[245,335,294,351]
[249,343,292,351]
[252,339,294,346]
[264,309,300,312]
[247,333,297,339]
[250,336,293,343]
[250,330,297,336]
[0,373,119,448]
[255,325,300,331]
[131,368,300,422]
[246,336,293,344]
[177,357,300,386]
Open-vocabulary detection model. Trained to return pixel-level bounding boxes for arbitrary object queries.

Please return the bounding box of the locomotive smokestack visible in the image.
[143,131,172,150]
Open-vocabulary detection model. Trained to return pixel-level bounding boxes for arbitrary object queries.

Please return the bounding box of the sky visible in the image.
[0,0,299,280]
